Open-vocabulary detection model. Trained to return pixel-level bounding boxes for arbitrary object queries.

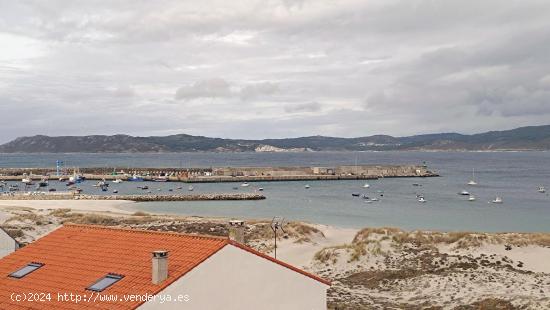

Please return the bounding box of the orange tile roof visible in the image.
[0,224,328,310]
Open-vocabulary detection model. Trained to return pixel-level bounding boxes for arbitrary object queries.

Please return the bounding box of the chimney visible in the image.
[228,220,245,244]
[152,250,168,284]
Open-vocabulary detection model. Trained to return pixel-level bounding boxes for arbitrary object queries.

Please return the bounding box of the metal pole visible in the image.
[274,228,277,259]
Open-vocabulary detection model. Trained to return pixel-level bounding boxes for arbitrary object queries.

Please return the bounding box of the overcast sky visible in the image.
[1,0,550,143]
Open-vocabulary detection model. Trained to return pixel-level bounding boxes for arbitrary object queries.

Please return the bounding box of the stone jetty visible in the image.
[0,164,438,182]
[0,192,265,201]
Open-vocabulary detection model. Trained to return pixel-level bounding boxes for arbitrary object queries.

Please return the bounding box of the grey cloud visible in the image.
[240,82,279,100]
[284,101,322,113]
[175,78,232,100]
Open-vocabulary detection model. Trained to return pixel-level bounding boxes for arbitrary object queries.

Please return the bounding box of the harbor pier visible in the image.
[0,164,438,182]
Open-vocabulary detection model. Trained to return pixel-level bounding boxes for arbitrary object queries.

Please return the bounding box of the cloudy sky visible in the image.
[1,0,550,143]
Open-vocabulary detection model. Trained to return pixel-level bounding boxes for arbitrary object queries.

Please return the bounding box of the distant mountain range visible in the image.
[1,125,550,153]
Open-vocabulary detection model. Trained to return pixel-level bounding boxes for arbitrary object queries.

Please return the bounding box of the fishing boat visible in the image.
[241,182,250,187]
[138,185,149,190]
[153,176,168,182]
[188,185,194,191]
[468,195,476,201]
[305,184,311,189]
[48,188,56,192]
[418,197,427,203]
[467,168,478,186]
[128,174,144,182]
[176,186,183,190]
[363,183,370,188]
[21,177,33,185]
[38,177,49,187]
[459,190,470,196]
[94,180,108,187]
[100,184,108,192]
[491,196,503,204]
[69,170,84,184]
[538,186,546,193]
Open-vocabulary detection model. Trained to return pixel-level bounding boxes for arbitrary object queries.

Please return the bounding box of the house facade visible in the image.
[0,227,18,259]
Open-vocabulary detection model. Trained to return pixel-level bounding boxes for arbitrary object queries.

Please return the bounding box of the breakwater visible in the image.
[0,192,265,201]
[0,164,438,182]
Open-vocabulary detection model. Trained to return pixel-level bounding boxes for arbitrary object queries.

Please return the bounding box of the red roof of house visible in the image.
[0,224,329,309]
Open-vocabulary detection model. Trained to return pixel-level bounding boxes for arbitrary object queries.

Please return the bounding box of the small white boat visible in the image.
[363,183,370,188]
[305,184,311,189]
[538,186,546,193]
[21,177,32,185]
[113,190,118,193]
[258,187,264,191]
[459,190,470,196]
[241,182,250,187]
[113,179,123,184]
[418,197,427,203]
[491,196,503,204]
[468,195,476,201]
[371,197,379,202]
[188,185,194,191]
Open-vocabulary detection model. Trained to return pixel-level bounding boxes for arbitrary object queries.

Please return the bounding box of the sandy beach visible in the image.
[0,199,136,214]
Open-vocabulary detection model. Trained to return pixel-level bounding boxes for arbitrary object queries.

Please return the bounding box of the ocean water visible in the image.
[1,151,549,232]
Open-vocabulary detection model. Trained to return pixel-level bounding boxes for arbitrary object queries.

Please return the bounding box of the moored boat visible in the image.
[128,174,144,182]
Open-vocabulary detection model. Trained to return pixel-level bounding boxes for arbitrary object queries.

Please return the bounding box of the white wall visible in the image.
[139,244,328,310]
[0,228,18,258]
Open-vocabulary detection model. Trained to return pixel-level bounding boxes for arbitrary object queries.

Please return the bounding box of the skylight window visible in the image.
[9,262,44,278]
[87,274,124,292]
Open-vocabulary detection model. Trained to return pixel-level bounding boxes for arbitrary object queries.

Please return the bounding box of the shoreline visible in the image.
[2,199,550,234]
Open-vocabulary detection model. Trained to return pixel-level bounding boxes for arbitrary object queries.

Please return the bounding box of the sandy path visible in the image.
[274,224,358,268]
[0,200,136,214]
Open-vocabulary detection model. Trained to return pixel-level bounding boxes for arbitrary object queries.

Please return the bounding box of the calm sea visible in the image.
[1,152,549,232]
